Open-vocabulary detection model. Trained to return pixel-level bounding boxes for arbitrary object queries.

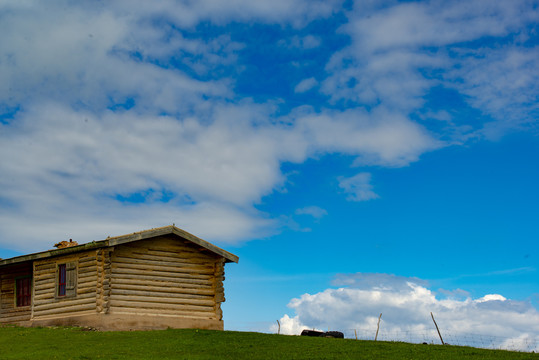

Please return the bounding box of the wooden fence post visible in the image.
[431,312,445,345]
[375,313,382,341]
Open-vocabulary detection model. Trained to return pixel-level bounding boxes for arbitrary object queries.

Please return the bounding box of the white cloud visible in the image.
[276,314,309,335]
[447,46,539,138]
[0,102,282,248]
[323,0,539,138]
[295,206,328,219]
[477,294,507,303]
[286,35,322,50]
[274,273,539,351]
[294,108,441,167]
[294,77,318,93]
[338,173,379,201]
[0,98,439,250]
[347,1,531,52]
[0,3,234,113]
[2,0,534,252]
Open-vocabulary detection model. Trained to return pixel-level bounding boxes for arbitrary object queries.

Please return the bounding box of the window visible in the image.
[57,262,77,297]
[16,276,31,307]
[58,264,66,296]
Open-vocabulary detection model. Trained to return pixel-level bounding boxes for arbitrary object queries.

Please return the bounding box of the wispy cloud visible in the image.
[338,172,379,201]
[294,77,318,93]
[323,0,539,140]
[295,206,328,219]
[442,267,537,282]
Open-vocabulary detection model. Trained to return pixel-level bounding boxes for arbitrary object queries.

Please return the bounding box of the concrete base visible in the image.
[18,313,223,331]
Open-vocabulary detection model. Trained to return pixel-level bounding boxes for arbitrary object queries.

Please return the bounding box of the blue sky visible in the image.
[1,0,538,347]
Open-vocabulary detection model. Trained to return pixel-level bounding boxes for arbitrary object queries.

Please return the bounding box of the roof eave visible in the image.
[107,225,239,263]
[0,240,108,267]
[0,225,239,267]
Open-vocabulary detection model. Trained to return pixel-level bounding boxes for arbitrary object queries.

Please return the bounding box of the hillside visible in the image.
[0,326,536,359]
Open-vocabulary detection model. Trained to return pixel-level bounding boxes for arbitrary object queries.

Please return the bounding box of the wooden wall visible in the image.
[2,235,229,329]
[0,262,32,323]
[109,236,226,322]
[32,250,105,320]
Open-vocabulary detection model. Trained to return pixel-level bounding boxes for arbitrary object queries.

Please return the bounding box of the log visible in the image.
[34,277,55,285]
[79,256,97,264]
[0,313,31,323]
[111,261,214,276]
[83,261,98,268]
[79,265,98,275]
[75,279,98,289]
[111,273,213,287]
[33,292,95,309]
[33,307,96,319]
[0,306,30,314]
[33,287,55,296]
[112,282,215,296]
[33,274,55,282]
[33,302,96,317]
[109,299,214,312]
[33,276,55,285]
[79,275,97,284]
[33,293,56,301]
[147,251,214,263]
[77,287,96,296]
[215,306,223,321]
[34,263,56,271]
[110,288,214,301]
[110,293,215,307]
[113,255,212,270]
[112,255,214,271]
[114,250,212,265]
[110,308,216,320]
[79,277,98,286]
[109,305,216,319]
[111,266,213,280]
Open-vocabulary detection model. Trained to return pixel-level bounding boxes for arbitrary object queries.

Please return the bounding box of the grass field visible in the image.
[0,326,537,360]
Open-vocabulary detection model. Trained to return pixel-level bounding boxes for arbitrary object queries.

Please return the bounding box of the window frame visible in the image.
[56,261,77,298]
[57,263,67,296]
[15,275,32,307]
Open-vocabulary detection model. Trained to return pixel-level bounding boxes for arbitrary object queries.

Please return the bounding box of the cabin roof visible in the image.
[0,225,239,267]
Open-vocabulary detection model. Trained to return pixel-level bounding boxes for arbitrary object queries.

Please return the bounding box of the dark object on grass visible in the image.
[300,330,344,338]
[322,331,344,338]
[301,329,325,337]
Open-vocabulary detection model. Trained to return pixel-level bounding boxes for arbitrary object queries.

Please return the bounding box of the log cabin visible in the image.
[0,225,238,330]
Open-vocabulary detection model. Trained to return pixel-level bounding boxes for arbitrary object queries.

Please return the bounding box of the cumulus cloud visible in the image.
[274,273,539,351]
[338,173,379,201]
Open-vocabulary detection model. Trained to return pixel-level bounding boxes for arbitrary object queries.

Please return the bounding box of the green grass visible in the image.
[0,326,537,359]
